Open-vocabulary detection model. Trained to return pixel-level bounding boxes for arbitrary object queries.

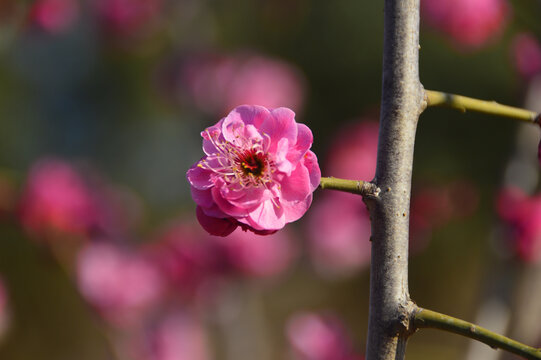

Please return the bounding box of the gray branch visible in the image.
[365,1,424,359]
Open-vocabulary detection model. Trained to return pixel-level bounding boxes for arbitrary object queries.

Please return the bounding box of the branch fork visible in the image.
[319,177,380,198]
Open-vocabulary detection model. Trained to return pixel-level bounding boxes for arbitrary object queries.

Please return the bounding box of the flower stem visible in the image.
[414,308,541,360]
[319,177,380,197]
[425,90,540,124]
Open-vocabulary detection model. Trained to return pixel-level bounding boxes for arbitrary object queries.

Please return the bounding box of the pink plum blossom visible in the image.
[143,312,210,360]
[497,187,541,263]
[421,0,510,49]
[187,105,320,236]
[29,0,79,34]
[511,33,541,80]
[18,158,100,239]
[286,312,363,360]
[77,242,164,326]
[179,53,306,115]
[306,121,377,276]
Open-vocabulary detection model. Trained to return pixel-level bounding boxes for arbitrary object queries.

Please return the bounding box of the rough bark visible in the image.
[364,1,424,359]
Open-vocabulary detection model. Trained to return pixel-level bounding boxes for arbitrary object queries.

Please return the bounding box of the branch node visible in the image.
[361,181,381,198]
[319,177,380,198]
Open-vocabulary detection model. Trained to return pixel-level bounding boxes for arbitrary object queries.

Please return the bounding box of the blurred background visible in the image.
[0,0,540,359]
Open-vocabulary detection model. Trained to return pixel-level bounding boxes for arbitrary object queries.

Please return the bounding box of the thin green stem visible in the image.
[319,177,380,197]
[425,90,540,124]
[414,308,541,360]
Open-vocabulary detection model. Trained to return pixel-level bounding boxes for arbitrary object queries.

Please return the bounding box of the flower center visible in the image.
[238,150,266,177]
[200,128,275,189]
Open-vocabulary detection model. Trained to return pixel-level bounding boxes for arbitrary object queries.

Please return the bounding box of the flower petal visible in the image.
[279,161,311,202]
[201,119,224,156]
[212,186,257,217]
[282,194,313,223]
[186,164,213,190]
[261,108,298,152]
[246,200,286,230]
[190,187,214,208]
[302,150,321,191]
[196,206,237,237]
[286,123,313,166]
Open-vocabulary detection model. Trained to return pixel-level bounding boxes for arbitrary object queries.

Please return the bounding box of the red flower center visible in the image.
[237,150,266,177]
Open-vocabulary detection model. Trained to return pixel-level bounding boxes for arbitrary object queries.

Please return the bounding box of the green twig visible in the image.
[425,90,540,124]
[319,177,380,197]
[414,308,541,360]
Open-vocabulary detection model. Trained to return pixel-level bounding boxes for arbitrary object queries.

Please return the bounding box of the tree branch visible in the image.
[425,90,541,124]
[413,308,541,360]
[319,177,380,197]
[365,0,424,359]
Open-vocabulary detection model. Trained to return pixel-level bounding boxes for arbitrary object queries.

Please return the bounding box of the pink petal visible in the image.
[221,115,246,146]
[225,187,270,209]
[279,162,311,202]
[196,206,238,237]
[199,202,228,218]
[190,187,214,208]
[246,200,286,231]
[243,124,263,142]
[186,165,213,190]
[224,105,270,130]
[275,138,293,175]
[282,194,313,223]
[201,119,224,156]
[302,151,321,191]
[286,123,313,165]
[261,107,298,152]
[211,186,255,217]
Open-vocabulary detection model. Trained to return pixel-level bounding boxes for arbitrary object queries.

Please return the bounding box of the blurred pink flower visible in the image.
[148,221,230,299]
[18,158,100,239]
[18,158,143,241]
[307,192,371,277]
[218,227,296,278]
[422,0,510,49]
[187,105,320,236]
[180,53,306,115]
[77,242,164,326]
[511,33,541,80]
[286,312,363,360]
[325,121,379,181]
[93,0,162,37]
[306,121,378,276]
[149,219,296,301]
[29,0,79,34]
[497,187,541,263]
[143,312,210,360]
